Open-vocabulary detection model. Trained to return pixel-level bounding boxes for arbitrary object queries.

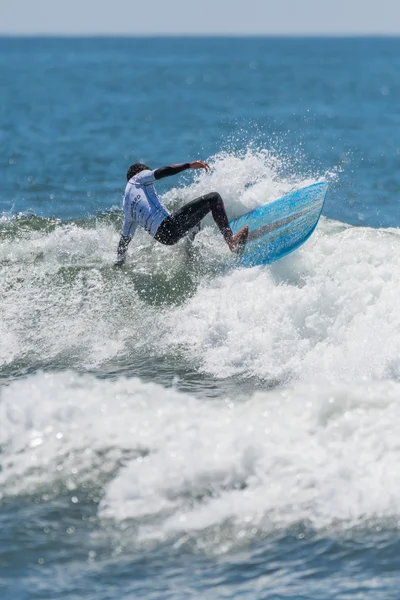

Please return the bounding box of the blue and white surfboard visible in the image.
[229,182,328,267]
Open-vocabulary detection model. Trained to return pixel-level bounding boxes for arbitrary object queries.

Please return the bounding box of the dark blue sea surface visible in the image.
[1,37,400,599]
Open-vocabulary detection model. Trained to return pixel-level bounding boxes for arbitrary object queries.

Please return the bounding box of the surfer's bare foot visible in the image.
[228,226,249,252]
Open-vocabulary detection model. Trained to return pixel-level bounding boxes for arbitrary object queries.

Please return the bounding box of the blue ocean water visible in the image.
[1,37,400,600]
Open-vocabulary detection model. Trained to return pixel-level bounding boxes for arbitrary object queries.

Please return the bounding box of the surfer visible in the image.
[115,161,248,266]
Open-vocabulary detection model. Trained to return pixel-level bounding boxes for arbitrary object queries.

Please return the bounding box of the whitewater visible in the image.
[1,151,399,385]
[2,35,400,600]
[2,151,400,541]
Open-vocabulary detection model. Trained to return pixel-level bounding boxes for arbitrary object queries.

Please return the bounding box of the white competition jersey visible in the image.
[122,169,170,239]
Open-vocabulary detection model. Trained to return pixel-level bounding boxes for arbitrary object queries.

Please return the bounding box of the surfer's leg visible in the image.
[199,195,248,250]
[155,194,213,245]
[186,222,201,242]
[155,192,248,251]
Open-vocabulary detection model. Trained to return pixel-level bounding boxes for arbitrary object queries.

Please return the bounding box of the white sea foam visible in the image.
[0,149,399,386]
[161,220,400,384]
[1,371,400,551]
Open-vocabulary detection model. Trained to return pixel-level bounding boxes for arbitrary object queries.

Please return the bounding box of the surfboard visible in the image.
[229,182,328,267]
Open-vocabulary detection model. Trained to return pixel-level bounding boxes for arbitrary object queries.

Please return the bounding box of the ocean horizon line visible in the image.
[1,32,400,39]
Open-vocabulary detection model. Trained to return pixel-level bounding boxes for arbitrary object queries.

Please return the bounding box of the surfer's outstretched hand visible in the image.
[189,160,210,172]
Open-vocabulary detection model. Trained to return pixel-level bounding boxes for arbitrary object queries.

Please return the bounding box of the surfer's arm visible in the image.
[154,161,210,180]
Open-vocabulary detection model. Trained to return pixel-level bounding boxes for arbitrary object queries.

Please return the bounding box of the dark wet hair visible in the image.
[126,163,150,181]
